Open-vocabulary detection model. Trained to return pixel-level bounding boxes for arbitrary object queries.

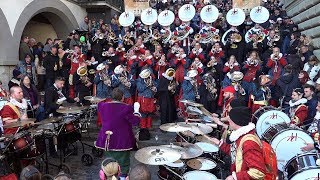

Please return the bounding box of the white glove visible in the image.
[56,97,66,105]
[133,102,141,116]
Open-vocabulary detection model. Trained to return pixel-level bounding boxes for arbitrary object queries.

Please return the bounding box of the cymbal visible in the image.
[84,96,105,103]
[35,116,62,125]
[159,123,191,133]
[3,119,35,128]
[162,142,203,159]
[56,106,89,114]
[177,122,213,135]
[179,100,203,107]
[135,146,181,165]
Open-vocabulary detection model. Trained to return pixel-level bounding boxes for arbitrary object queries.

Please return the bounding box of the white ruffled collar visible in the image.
[162,73,173,81]
[176,53,186,59]
[10,98,28,110]
[225,62,239,67]
[289,98,307,107]
[229,123,255,142]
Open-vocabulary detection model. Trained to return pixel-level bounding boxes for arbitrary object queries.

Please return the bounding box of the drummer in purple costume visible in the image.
[95,88,141,179]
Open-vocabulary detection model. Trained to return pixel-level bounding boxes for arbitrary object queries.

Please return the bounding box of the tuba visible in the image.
[203,73,217,100]
[166,68,176,94]
[232,33,242,42]
[77,66,89,84]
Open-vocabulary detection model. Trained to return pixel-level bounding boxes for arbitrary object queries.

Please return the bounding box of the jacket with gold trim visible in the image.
[289,98,308,126]
[220,123,266,180]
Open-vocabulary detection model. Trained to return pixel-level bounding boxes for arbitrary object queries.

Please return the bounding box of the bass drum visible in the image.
[270,129,314,171]
[284,153,320,180]
[261,123,288,143]
[253,106,290,138]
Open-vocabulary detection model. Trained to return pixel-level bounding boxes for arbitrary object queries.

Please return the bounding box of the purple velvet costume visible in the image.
[95,101,140,151]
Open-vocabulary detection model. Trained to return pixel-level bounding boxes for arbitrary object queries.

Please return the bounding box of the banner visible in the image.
[124,0,149,16]
[233,0,261,13]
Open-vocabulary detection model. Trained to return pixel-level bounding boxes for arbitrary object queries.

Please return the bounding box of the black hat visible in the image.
[230,99,246,108]
[229,107,251,126]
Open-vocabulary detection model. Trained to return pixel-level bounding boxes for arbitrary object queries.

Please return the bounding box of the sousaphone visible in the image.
[250,6,270,24]
[119,11,135,27]
[158,10,175,43]
[141,8,158,25]
[178,4,196,22]
[226,8,245,26]
[200,5,219,23]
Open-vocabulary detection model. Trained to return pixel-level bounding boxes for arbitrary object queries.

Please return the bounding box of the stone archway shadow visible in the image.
[10,0,79,64]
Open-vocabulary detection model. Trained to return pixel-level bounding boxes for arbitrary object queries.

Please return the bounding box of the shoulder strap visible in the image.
[235,134,262,172]
[5,102,21,118]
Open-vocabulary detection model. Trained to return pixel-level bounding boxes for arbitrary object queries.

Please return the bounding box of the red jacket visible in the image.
[220,129,266,180]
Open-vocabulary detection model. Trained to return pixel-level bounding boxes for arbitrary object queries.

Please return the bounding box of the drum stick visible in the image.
[204,123,218,128]
[163,165,185,180]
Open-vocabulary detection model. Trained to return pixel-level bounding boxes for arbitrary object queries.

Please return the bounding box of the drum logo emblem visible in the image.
[287,133,298,142]
[270,113,277,119]
[155,157,167,162]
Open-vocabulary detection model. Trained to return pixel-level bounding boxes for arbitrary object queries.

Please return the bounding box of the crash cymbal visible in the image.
[84,96,93,100]
[3,119,35,128]
[159,123,191,133]
[84,96,105,103]
[135,146,181,165]
[35,116,62,125]
[164,142,203,159]
[179,100,203,107]
[56,106,89,114]
[176,122,213,135]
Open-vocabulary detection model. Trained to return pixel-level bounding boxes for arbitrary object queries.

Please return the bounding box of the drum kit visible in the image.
[137,117,222,179]
[0,103,104,177]
[252,106,320,179]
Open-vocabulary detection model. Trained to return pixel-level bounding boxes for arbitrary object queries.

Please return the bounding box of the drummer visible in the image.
[208,107,266,179]
[44,77,79,117]
[0,86,29,134]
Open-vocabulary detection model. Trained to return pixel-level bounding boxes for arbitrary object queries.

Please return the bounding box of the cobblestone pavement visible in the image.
[41,117,229,180]
[41,118,176,180]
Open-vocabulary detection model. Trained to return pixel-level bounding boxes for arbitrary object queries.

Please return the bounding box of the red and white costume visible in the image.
[173,53,188,84]
[266,53,287,86]
[223,61,240,73]
[289,98,308,127]
[69,53,86,98]
[219,123,266,180]
[189,48,205,62]
[243,58,261,82]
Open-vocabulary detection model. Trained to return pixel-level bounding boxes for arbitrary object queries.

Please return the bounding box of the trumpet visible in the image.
[170,36,178,43]
[100,72,111,86]
[139,54,145,61]
[194,34,201,41]
[273,34,280,41]
[212,34,221,42]
[153,32,161,40]
[116,47,124,52]
[98,33,105,40]
[207,59,215,67]
[257,34,264,42]
[158,59,166,66]
[65,49,75,54]
[108,31,117,41]
[102,51,109,57]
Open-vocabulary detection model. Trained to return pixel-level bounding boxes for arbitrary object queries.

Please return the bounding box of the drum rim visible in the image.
[195,142,219,152]
[261,123,288,141]
[286,166,320,179]
[183,170,217,178]
[284,152,319,169]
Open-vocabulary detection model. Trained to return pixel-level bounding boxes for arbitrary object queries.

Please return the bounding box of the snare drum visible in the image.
[195,142,219,153]
[254,106,290,138]
[183,170,217,180]
[60,115,80,134]
[8,131,33,157]
[284,153,320,180]
[262,123,288,143]
[187,158,217,171]
[270,129,314,171]
[158,160,186,180]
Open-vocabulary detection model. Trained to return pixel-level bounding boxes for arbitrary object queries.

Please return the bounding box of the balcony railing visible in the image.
[67,0,124,12]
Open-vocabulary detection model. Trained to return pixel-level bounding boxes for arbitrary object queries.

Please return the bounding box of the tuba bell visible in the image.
[233,33,242,42]
[77,66,87,77]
